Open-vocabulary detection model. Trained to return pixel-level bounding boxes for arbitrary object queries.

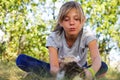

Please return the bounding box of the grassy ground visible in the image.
[0,61,120,80]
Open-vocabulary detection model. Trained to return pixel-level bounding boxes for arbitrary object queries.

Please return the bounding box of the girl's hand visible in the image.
[84,68,93,80]
[50,67,59,77]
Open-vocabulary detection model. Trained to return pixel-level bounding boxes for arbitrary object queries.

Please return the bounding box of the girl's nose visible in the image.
[69,19,75,25]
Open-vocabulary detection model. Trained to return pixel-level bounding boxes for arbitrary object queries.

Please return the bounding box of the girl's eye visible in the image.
[75,18,79,21]
[64,18,69,21]
[63,17,79,21]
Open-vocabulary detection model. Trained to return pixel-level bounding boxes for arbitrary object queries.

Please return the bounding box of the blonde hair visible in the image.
[54,1,85,34]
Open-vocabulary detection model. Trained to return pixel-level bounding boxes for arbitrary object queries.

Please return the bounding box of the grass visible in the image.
[0,61,120,80]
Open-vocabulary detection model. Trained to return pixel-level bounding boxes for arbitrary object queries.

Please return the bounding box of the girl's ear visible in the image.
[83,16,86,23]
[81,17,86,26]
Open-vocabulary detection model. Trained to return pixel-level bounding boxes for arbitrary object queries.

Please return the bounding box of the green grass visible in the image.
[0,61,120,80]
[0,61,24,80]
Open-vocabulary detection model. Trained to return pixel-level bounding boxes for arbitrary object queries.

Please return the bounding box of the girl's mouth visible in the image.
[70,28,76,31]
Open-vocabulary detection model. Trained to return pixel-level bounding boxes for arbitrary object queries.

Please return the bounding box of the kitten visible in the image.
[56,57,85,80]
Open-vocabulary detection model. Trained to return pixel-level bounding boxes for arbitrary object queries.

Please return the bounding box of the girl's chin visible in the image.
[68,32,78,36]
[68,34,77,37]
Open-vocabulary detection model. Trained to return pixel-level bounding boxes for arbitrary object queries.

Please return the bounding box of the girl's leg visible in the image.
[95,62,108,77]
[16,54,51,76]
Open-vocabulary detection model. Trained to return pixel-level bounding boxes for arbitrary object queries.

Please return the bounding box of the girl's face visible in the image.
[60,8,84,37]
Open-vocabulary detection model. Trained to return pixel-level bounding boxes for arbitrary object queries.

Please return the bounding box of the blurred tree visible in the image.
[0,0,49,62]
[79,0,120,61]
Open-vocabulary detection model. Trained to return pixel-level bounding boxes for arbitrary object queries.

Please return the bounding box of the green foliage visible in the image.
[21,24,49,61]
[79,0,120,61]
[0,0,49,62]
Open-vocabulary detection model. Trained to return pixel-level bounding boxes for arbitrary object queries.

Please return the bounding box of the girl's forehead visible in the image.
[68,8,77,13]
[65,8,80,17]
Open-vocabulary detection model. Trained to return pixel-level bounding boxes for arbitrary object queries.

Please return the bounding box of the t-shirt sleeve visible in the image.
[85,29,97,46]
[46,32,58,49]
[86,34,97,45]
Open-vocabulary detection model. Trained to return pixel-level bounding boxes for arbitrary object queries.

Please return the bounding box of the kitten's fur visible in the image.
[56,61,85,80]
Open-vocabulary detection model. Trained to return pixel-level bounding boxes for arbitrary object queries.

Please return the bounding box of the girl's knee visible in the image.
[16,54,26,66]
[101,62,108,72]
[95,61,108,77]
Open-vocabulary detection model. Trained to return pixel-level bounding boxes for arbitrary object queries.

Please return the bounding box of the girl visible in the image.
[46,1,108,79]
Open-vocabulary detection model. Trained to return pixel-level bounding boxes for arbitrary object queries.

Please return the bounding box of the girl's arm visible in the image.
[48,47,60,76]
[85,40,101,79]
[89,39,101,73]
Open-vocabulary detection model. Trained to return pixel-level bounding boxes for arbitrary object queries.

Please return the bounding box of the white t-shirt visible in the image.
[46,28,97,66]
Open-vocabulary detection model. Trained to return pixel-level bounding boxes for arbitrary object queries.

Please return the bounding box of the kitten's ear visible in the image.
[59,61,66,69]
